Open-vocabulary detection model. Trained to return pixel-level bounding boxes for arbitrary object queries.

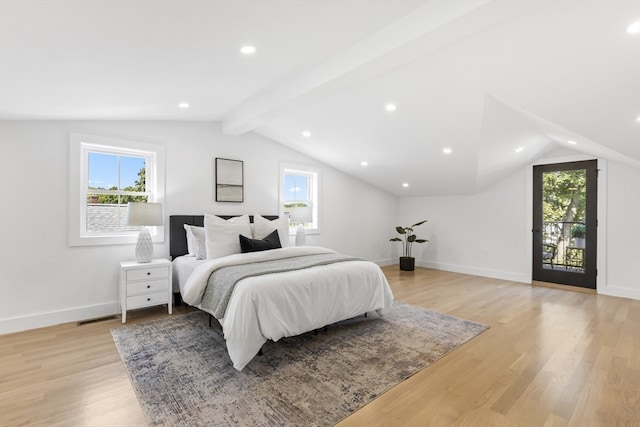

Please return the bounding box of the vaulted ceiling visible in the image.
[1,1,638,196]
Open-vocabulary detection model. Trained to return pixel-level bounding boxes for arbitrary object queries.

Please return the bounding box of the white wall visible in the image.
[398,157,640,299]
[0,121,397,333]
[399,169,529,283]
[602,161,640,299]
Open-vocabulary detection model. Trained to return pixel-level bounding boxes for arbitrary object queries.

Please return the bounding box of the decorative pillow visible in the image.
[184,225,206,259]
[184,224,197,255]
[239,230,282,253]
[204,214,252,259]
[253,214,290,248]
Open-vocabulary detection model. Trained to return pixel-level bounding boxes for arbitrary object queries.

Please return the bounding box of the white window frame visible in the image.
[279,163,321,235]
[69,132,165,246]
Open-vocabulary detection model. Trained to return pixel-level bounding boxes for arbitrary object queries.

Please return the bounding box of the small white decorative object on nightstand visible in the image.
[119,259,172,323]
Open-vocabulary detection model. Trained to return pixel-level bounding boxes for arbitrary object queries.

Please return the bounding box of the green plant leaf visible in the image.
[412,220,427,227]
[395,226,406,234]
[408,235,416,242]
[389,237,402,242]
[414,239,427,243]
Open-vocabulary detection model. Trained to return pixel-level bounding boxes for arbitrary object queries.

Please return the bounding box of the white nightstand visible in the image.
[119,259,172,323]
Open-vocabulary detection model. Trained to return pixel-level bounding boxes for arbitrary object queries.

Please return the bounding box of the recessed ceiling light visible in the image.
[515,147,524,153]
[442,148,452,154]
[636,116,640,122]
[402,182,409,188]
[302,131,311,138]
[567,140,577,145]
[361,161,368,166]
[627,20,640,34]
[178,102,189,109]
[385,104,397,112]
[240,46,256,54]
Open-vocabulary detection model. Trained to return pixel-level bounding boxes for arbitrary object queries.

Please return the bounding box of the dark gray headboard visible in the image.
[169,215,279,259]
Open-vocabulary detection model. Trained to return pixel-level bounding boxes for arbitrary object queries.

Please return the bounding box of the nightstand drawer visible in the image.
[127,291,169,309]
[126,266,169,282]
[126,278,169,295]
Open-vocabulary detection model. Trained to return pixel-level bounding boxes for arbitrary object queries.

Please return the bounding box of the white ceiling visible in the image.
[1,0,638,196]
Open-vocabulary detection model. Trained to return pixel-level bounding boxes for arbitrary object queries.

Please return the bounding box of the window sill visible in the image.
[69,231,164,247]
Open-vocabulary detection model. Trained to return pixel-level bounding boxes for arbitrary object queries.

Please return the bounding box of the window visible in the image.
[69,133,165,246]
[280,164,320,234]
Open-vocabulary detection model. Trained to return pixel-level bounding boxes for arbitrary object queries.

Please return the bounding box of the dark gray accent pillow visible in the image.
[239,230,282,253]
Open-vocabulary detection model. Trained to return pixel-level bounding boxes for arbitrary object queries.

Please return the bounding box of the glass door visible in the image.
[532,160,597,289]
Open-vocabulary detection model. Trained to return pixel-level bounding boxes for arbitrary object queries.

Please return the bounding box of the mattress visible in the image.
[171,255,207,294]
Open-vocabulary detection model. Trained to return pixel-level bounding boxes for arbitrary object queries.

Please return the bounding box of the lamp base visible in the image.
[295,225,306,246]
[135,227,154,263]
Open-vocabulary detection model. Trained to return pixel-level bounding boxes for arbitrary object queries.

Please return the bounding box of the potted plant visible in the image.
[390,220,428,271]
[571,223,586,248]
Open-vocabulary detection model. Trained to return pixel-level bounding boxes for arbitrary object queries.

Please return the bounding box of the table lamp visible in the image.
[126,202,163,263]
[289,206,312,246]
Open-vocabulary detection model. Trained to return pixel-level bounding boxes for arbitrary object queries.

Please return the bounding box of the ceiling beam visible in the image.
[221,0,500,136]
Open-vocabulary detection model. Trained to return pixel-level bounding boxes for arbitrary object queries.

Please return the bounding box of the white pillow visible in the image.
[184,224,206,260]
[253,214,290,248]
[184,224,197,255]
[204,214,252,259]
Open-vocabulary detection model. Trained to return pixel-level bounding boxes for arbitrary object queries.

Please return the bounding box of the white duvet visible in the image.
[182,246,394,370]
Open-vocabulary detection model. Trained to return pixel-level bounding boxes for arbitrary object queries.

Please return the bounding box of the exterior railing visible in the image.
[542,221,585,271]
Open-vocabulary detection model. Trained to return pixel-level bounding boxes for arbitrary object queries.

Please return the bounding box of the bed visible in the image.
[170,214,394,370]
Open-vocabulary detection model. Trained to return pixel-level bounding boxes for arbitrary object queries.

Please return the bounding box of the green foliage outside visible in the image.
[543,169,585,224]
[543,169,586,250]
[87,167,147,204]
[283,202,308,208]
[571,223,586,238]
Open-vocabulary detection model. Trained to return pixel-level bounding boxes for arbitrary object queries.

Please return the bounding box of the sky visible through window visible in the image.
[284,174,308,203]
[88,153,145,189]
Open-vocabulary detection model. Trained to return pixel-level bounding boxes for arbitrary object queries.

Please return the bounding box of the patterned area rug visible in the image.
[112,302,488,426]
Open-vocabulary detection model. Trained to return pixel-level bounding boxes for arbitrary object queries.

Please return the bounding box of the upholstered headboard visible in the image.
[169,215,279,260]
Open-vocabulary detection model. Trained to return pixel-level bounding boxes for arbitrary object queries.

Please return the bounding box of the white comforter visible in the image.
[182,246,394,370]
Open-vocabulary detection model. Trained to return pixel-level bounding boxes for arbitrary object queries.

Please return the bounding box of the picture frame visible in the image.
[215,158,244,202]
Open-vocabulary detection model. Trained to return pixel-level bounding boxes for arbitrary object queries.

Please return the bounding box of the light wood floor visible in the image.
[1,267,639,426]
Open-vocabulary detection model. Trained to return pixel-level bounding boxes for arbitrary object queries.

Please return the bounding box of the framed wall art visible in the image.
[215,158,244,202]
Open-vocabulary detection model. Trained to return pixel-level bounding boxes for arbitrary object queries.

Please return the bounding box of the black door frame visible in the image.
[532,160,597,289]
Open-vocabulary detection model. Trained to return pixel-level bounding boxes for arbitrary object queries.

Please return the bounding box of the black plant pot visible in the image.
[399,257,415,271]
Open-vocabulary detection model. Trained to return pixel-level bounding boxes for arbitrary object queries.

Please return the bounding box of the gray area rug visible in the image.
[112,302,488,426]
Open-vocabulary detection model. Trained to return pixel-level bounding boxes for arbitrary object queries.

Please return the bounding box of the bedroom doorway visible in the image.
[532,160,597,289]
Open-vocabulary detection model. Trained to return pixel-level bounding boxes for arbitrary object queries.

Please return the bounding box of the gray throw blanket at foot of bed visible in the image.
[201,253,362,319]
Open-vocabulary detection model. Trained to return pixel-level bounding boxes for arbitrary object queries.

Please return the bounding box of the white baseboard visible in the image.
[417,260,530,284]
[375,257,529,283]
[374,258,395,267]
[0,301,120,335]
[597,284,640,300]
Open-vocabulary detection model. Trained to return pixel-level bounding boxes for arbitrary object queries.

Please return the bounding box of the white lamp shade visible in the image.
[289,206,312,225]
[126,202,163,226]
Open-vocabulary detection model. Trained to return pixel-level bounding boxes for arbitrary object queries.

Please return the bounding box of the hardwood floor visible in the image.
[1,267,639,426]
